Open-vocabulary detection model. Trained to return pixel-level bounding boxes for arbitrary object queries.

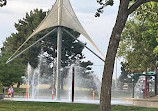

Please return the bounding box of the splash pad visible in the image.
[15,55,132,106]
[10,98,132,106]
[5,0,133,106]
[22,54,101,102]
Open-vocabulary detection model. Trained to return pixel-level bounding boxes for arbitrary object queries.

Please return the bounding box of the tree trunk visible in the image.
[100,0,129,111]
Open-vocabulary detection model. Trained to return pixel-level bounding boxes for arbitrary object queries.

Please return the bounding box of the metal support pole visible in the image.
[6,28,57,64]
[56,26,62,99]
[155,74,157,95]
[132,79,134,98]
[72,67,75,102]
[144,75,147,98]
[63,28,105,62]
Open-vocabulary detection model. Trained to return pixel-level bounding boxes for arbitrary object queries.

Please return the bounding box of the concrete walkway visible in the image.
[4,97,133,106]
[133,95,158,108]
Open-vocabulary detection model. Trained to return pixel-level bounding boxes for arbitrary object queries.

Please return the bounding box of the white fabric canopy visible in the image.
[8,0,105,61]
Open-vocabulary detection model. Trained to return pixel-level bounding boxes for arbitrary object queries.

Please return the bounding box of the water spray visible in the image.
[52,89,54,100]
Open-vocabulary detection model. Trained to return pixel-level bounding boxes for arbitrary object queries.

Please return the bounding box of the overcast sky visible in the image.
[0,0,120,80]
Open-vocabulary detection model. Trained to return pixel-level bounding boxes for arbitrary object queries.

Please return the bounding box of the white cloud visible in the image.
[0,0,54,47]
[0,0,53,15]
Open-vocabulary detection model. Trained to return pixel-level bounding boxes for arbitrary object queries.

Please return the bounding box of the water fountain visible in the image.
[134,76,145,98]
[92,74,101,99]
[14,58,132,105]
[65,65,92,101]
[24,54,55,100]
[23,56,101,102]
[6,0,133,106]
[134,75,155,98]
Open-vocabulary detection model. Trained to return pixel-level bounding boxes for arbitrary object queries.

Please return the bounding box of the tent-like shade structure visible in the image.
[8,0,105,61]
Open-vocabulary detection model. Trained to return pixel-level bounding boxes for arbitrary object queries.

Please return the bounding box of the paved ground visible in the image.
[133,95,158,108]
[4,95,158,108]
[4,97,133,106]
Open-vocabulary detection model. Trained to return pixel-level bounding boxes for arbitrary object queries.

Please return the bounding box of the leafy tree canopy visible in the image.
[153,38,158,54]
[0,52,25,87]
[118,2,158,72]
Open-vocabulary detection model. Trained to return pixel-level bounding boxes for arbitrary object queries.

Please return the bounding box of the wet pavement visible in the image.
[4,97,133,106]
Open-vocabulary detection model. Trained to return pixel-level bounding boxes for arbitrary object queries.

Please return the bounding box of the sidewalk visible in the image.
[133,95,158,108]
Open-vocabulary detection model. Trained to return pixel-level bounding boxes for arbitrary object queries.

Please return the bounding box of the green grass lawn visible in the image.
[0,100,158,111]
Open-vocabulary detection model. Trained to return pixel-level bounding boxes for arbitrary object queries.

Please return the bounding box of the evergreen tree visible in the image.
[119,62,132,83]
[0,52,25,87]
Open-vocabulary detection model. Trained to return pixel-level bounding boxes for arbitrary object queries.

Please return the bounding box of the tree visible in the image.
[118,3,158,72]
[119,62,132,83]
[154,39,158,54]
[96,0,158,111]
[0,52,25,87]
[2,9,47,68]
[0,0,6,7]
